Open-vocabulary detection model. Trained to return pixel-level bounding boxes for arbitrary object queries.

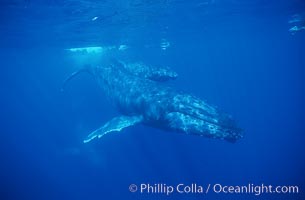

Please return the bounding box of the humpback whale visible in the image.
[63,60,243,143]
[118,61,178,82]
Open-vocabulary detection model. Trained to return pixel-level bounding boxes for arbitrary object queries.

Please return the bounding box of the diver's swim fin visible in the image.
[83,115,143,143]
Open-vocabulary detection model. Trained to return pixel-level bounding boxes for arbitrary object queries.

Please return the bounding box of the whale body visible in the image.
[64,60,243,143]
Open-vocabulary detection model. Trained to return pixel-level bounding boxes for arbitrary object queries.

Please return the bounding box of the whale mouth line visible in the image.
[176,110,234,130]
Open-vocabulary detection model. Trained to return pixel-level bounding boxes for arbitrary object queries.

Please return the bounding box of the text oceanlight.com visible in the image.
[129,183,299,196]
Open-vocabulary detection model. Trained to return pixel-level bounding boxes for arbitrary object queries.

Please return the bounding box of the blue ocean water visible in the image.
[0,0,304,200]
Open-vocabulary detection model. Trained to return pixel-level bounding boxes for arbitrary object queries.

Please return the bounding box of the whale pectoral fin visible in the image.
[83,115,143,143]
[61,65,91,92]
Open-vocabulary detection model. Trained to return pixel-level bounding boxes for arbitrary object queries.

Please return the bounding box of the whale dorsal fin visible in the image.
[83,115,143,143]
[121,62,178,82]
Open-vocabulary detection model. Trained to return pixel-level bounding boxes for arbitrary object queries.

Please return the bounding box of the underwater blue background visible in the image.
[0,0,304,199]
